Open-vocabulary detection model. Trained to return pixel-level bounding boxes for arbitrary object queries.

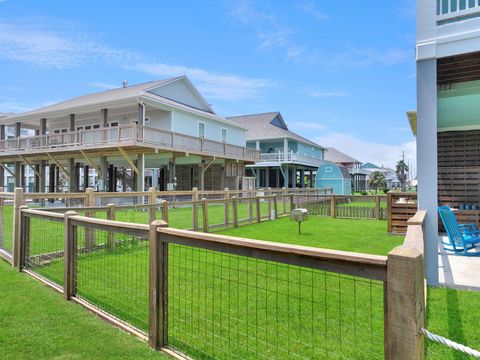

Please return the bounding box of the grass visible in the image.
[219,216,402,256]
[0,260,167,360]
[3,208,480,359]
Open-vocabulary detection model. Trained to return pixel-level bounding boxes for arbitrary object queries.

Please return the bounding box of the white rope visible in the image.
[422,328,480,358]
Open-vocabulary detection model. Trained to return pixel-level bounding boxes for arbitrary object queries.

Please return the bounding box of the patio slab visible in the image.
[438,235,480,291]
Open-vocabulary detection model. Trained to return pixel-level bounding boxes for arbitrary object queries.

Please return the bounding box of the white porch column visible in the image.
[417,58,439,286]
[284,165,289,188]
[255,140,260,150]
[283,138,288,157]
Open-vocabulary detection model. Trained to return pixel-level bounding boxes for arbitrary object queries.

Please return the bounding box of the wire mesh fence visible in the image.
[74,226,150,333]
[167,244,385,360]
[0,198,13,255]
[24,214,65,288]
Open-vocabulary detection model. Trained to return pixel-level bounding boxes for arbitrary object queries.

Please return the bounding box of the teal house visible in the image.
[315,161,352,195]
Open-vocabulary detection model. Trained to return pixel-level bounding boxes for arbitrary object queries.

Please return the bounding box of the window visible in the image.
[325,167,333,173]
[221,128,227,143]
[93,124,100,129]
[61,129,68,133]
[53,128,67,134]
[145,117,150,124]
[198,122,205,138]
[109,122,119,127]
[85,125,92,130]
[77,126,83,131]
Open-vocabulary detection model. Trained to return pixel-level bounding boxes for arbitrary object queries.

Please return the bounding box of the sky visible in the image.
[0,0,417,170]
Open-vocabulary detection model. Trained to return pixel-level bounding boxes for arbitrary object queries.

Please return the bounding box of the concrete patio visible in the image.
[438,236,480,291]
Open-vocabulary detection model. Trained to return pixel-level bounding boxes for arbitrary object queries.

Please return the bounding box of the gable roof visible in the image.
[227,112,325,149]
[2,76,238,127]
[325,147,361,164]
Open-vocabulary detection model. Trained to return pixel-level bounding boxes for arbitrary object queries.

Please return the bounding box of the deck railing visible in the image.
[437,0,480,23]
[258,151,323,166]
[0,124,260,161]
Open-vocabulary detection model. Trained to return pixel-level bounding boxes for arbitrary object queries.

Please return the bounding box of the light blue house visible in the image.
[228,112,325,188]
[315,161,352,195]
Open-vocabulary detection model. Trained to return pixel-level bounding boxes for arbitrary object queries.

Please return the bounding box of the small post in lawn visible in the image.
[64,210,78,301]
[202,198,209,232]
[148,219,169,350]
[192,187,199,231]
[13,187,24,268]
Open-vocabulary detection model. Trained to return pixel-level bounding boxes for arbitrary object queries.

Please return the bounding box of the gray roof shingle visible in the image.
[325,147,361,164]
[227,112,325,149]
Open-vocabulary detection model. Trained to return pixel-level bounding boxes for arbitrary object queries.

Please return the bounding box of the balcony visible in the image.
[253,151,323,167]
[437,0,480,24]
[0,124,260,162]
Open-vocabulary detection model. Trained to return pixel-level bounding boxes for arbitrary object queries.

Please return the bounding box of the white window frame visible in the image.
[145,116,150,124]
[53,128,67,134]
[109,122,119,127]
[198,121,206,139]
[221,128,227,143]
[76,126,84,131]
[325,167,333,173]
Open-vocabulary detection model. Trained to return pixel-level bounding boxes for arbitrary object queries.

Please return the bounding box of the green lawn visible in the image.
[219,216,401,256]
[0,260,167,360]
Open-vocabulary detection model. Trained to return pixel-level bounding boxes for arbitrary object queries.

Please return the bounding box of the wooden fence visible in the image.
[12,206,427,359]
[387,192,418,234]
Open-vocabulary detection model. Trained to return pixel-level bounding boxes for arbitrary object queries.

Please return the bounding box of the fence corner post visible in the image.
[85,187,95,206]
[149,219,169,350]
[64,210,78,301]
[12,187,24,268]
[148,187,157,223]
[232,196,238,227]
[224,187,230,226]
[202,198,209,232]
[330,193,336,218]
[161,200,169,224]
[375,195,381,220]
[192,187,199,231]
[385,245,425,360]
[17,205,29,271]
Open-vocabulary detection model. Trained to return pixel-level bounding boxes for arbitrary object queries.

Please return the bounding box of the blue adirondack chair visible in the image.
[438,206,480,256]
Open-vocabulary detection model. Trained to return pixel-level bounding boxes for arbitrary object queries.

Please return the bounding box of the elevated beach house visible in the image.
[0,76,259,193]
[227,112,325,188]
[414,0,480,284]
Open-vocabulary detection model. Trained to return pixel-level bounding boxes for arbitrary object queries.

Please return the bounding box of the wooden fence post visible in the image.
[330,194,336,218]
[202,198,209,232]
[385,246,425,359]
[375,195,381,220]
[387,192,393,233]
[232,196,238,228]
[148,187,157,223]
[267,188,272,219]
[148,219,169,350]
[289,193,294,212]
[106,203,116,251]
[17,205,29,271]
[85,188,95,251]
[282,187,287,214]
[161,200,169,224]
[13,187,24,268]
[224,188,230,226]
[192,187,199,231]
[256,195,261,223]
[248,197,253,222]
[64,210,78,301]
[273,194,278,220]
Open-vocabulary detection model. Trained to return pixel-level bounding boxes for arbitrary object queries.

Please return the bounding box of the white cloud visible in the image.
[0,20,137,69]
[296,1,330,22]
[315,132,416,170]
[304,88,350,98]
[132,62,273,101]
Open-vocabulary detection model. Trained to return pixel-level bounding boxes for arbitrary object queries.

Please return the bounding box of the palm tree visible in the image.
[369,171,387,194]
[396,160,409,191]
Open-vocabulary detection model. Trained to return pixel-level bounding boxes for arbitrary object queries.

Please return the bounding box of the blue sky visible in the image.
[0,0,416,169]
